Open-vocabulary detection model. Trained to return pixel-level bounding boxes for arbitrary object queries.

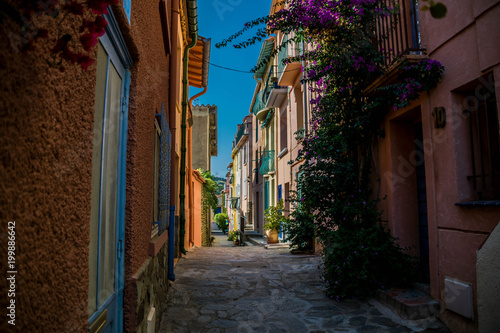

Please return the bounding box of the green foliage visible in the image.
[199,169,219,211]
[263,199,286,231]
[227,230,240,241]
[219,0,444,300]
[283,207,315,251]
[214,213,229,234]
[322,224,419,301]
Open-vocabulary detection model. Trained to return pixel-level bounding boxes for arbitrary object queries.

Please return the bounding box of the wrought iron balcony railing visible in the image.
[277,34,302,76]
[259,150,275,175]
[234,124,246,146]
[375,0,425,67]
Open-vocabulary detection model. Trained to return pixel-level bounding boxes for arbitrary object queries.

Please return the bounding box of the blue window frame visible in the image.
[88,8,132,333]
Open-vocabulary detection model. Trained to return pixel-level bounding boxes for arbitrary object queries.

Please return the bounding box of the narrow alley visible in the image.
[159,232,450,333]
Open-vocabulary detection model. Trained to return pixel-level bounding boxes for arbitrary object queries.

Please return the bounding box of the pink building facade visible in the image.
[371,1,500,332]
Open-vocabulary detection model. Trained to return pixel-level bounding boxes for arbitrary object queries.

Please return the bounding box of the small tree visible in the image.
[214,213,229,234]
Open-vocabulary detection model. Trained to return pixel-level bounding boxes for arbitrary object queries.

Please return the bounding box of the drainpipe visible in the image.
[179,0,198,255]
[189,86,208,106]
[168,0,180,282]
[302,41,308,133]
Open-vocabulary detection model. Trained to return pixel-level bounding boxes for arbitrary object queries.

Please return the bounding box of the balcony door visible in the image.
[88,19,131,333]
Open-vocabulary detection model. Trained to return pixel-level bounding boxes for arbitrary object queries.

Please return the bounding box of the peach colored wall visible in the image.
[375,2,500,332]
[192,171,203,247]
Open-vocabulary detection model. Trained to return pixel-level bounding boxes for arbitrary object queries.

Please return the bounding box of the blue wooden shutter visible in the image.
[159,104,172,235]
[264,180,270,210]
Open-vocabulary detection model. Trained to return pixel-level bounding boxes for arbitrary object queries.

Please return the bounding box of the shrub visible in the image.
[214,213,229,234]
[283,208,315,251]
[321,224,419,301]
[227,230,240,241]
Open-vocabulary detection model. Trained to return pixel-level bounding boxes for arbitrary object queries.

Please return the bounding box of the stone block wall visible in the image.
[133,243,170,333]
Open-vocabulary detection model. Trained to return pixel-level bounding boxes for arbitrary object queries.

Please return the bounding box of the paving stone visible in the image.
[159,232,450,333]
[349,316,367,327]
[357,325,380,332]
[370,316,398,327]
[322,315,346,328]
[217,311,228,318]
[198,316,212,323]
[209,319,239,328]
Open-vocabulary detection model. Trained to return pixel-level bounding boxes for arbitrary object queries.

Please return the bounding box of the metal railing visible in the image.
[375,0,425,67]
[259,150,275,175]
[277,34,302,76]
[252,85,273,116]
[234,124,246,146]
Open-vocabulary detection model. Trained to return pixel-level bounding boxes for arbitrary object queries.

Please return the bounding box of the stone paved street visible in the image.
[159,233,450,333]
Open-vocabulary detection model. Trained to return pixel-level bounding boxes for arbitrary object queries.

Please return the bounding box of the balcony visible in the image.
[375,0,424,67]
[363,0,427,96]
[277,34,302,87]
[260,150,275,175]
[252,85,273,121]
[230,197,240,209]
[265,83,288,109]
[232,124,248,152]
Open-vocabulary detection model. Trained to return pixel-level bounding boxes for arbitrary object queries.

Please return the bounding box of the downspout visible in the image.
[180,0,198,255]
[302,41,308,133]
[189,86,208,106]
[168,0,180,282]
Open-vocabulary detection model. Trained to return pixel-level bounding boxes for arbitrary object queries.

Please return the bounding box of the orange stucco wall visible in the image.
[0,1,180,331]
[0,7,96,332]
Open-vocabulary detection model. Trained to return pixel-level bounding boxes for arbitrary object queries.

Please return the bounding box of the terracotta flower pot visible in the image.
[266,229,279,244]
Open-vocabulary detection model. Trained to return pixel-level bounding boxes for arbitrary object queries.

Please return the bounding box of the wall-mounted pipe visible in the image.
[168,0,180,282]
[179,0,198,255]
[302,41,308,133]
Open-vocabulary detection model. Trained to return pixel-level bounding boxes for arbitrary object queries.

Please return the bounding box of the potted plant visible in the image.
[263,199,286,244]
[227,230,240,245]
[233,230,241,246]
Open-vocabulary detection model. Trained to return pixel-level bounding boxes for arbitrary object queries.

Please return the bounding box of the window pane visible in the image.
[88,42,108,316]
[98,62,122,306]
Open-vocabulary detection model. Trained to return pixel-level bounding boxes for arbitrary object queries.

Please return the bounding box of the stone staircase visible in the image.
[376,284,441,320]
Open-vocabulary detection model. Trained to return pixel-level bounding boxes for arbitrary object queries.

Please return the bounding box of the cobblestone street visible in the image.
[159,233,450,333]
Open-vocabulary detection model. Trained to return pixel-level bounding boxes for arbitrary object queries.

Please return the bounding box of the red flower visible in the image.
[77,54,94,71]
[61,48,78,63]
[64,1,85,15]
[86,0,110,15]
[87,15,108,36]
[80,33,99,52]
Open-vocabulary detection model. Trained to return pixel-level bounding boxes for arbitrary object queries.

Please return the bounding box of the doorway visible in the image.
[414,122,430,282]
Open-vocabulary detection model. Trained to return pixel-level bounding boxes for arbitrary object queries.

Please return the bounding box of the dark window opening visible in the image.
[463,80,500,200]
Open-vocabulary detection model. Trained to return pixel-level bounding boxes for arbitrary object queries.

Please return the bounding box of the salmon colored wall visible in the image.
[375,2,500,332]
[0,8,96,332]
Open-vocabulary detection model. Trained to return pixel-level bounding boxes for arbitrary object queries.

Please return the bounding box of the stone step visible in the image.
[376,288,441,320]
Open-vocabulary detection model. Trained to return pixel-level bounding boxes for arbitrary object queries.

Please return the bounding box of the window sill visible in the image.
[455,201,500,207]
[149,230,169,257]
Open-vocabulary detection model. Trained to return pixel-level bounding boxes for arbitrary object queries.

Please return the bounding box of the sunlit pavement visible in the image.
[159,232,450,333]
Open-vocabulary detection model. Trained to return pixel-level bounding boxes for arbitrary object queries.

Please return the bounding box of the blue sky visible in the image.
[193,0,271,178]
